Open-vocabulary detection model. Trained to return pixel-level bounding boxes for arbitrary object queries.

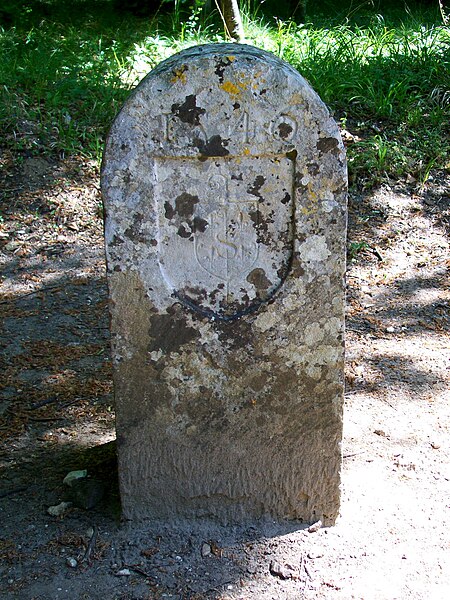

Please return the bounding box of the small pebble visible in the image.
[47,501,72,517]
[269,561,294,580]
[374,429,387,437]
[66,557,77,569]
[116,568,131,576]
[308,520,323,533]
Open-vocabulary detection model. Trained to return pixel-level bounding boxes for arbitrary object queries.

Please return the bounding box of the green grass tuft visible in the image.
[0,0,448,187]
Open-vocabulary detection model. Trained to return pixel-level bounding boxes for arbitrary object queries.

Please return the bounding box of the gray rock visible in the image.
[47,501,72,517]
[269,560,295,580]
[66,557,78,568]
[63,470,87,487]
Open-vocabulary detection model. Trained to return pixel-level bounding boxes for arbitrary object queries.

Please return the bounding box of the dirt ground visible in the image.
[0,151,449,599]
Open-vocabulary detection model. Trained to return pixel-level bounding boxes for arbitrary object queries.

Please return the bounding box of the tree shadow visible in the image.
[0,259,311,595]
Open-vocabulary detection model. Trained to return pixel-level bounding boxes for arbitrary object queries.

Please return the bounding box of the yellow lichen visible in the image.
[170,67,187,84]
[220,81,241,96]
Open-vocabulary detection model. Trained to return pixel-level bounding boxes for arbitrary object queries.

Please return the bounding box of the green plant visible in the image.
[348,240,369,260]
[0,0,447,187]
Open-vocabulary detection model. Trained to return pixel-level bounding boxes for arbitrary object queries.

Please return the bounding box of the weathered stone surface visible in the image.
[101,43,347,524]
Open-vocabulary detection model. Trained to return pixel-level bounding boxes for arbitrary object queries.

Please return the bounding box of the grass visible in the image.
[0,0,449,187]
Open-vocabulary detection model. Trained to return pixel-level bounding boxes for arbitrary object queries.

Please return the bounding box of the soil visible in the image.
[0,150,449,599]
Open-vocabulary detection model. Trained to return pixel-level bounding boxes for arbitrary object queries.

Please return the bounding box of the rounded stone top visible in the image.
[102,43,346,320]
[104,43,339,161]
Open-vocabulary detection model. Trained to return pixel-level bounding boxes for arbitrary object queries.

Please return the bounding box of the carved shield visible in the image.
[154,155,294,319]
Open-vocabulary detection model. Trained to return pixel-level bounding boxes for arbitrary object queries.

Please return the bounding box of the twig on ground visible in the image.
[303,561,313,580]
[0,284,63,305]
[343,451,365,459]
[29,397,58,411]
[81,525,98,565]
[0,487,27,499]
[380,397,397,410]
[369,246,383,261]
[123,564,157,581]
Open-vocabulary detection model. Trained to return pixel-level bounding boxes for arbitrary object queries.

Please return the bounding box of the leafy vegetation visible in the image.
[0,0,449,187]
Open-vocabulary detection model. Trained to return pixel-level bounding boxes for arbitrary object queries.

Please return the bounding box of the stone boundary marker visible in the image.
[102,44,347,525]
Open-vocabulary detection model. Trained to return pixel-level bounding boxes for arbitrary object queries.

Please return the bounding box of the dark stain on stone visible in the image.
[281,192,291,205]
[208,288,220,303]
[214,56,233,83]
[148,308,199,354]
[193,216,208,233]
[291,256,305,277]
[110,234,124,247]
[171,94,205,126]
[183,286,207,301]
[249,209,259,228]
[124,213,146,243]
[194,135,229,158]
[123,226,144,243]
[164,201,175,220]
[247,268,272,293]
[233,102,240,110]
[174,192,199,219]
[277,261,291,282]
[260,88,267,96]
[216,318,254,350]
[247,175,265,200]
[307,162,320,176]
[278,122,293,139]
[249,210,272,246]
[177,224,191,238]
[317,137,339,154]
[113,265,122,272]
[150,239,157,247]
[231,173,243,181]
[170,212,208,239]
[286,149,298,161]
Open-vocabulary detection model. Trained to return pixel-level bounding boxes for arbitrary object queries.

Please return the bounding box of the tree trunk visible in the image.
[438,0,449,25]
[220,0,245,42]
[288,1,307,22]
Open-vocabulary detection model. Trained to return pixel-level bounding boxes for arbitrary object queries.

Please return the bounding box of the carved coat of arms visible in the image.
[154,155,294,319]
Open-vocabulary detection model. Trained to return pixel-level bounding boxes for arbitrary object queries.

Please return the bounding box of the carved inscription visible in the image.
[227,111,252,142]
[159,111,298,145]
[154,154,295,318]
